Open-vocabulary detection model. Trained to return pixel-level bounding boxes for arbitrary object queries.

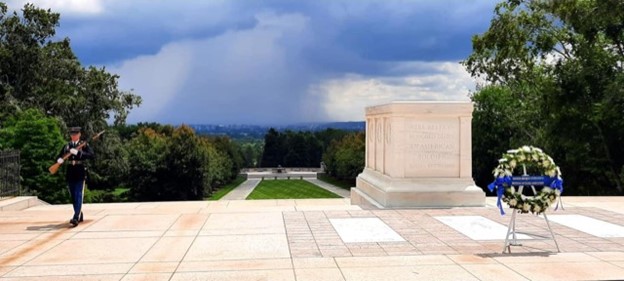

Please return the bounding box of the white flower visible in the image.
[504,170,513,176]
[533,205,542,213]
[534,148,543,153]
[542,187,552,193]
[518,155,525,161]
[507,149,519,154]
[509,160,517,168]
[522,204,530,211]
[556,167,562,176]
[542,160,550,167]
[555,189,561,196]
[546,169,556,177]
[522,146,531,153]
[499,158,508,163]
[509,199,517,207]
[532,154,539,160]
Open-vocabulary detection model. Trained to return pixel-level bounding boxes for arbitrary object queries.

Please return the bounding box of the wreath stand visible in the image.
[503,165,560,254]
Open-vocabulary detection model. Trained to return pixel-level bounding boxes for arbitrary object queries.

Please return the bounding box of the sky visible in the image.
[8,0,498,125]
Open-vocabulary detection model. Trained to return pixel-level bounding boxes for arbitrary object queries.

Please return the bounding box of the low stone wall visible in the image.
[241,167,323,173]
[245,172,318,180]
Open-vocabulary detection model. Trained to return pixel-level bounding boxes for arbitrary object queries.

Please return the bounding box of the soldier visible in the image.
[56,127,94,226]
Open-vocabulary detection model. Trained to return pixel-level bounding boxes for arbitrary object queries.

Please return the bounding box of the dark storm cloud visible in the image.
[19,0,498,124]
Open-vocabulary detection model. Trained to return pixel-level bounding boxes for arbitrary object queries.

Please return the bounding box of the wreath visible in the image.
[488,146,563,215]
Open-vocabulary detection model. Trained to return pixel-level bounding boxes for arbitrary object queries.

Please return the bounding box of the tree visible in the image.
[126,128,167,201]
[240,140,263,168]
[463,0,624,194]
[0,2,141,131]
[200,138,233,190]
[88,129,129,191]
[283,132,307,167]
[322,132,365,181]
[260,128,285,167]
[209,136,243,181]
[471,86,533,190]
[0,108,66,203]
[305,132,323,168]
[161,125,207,200]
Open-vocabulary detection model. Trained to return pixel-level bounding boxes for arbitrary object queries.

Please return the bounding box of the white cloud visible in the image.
[311,62,475,121]
[6,0,103,15]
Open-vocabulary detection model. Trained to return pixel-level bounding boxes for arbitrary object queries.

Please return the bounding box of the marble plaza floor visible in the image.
[1,196,624,280]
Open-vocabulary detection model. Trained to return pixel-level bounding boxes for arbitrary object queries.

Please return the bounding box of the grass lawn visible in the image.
[206,175,246,200]
[317,174,355,190]
[111,187,130,202]
[112,187,129,197]
[247,179,341,200]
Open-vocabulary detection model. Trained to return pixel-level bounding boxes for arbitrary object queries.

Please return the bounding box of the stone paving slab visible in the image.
[0,197,624,280]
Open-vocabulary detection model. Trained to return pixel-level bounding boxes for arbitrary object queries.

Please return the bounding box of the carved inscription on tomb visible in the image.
[402,120,460,177]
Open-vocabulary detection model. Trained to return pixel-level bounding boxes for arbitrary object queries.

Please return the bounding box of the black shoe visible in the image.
[79,212,84,222]
[70,218,78,227]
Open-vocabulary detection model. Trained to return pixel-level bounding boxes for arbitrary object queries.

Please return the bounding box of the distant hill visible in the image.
[191,122,365,140]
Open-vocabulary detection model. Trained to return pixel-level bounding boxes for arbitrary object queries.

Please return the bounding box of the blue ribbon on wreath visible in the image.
[548,176,563,193]
[488,176,512,215]
[547,176,564,210]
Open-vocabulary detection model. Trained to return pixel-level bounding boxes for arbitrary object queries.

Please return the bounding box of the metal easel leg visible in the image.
[542,212,560,252]
[503,211,518,253]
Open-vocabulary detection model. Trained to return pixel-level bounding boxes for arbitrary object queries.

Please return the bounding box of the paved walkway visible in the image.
[304,178,351,198]
[220,179,261,200]
[0,197,623,280]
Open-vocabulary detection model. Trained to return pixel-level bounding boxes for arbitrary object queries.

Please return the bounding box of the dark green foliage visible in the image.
[464,0,624,195]
[322,132,365,181]
[125,128,168,201]
[125,125,241,201]
[261,128,351,168]
[471,86,532,191]
[239,140,263,168]
[0,3,141,129]
[260,128,285,167]
[209,136,244,182]
[0,108,66,203]
[283,132,307,167]
[161,125,207,200]
[88,129,129,191]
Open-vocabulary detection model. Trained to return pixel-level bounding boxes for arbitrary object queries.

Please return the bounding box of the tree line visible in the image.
[260,128,365,183]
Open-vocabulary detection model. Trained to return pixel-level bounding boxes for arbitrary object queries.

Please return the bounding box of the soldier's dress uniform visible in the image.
[57,128,94,226]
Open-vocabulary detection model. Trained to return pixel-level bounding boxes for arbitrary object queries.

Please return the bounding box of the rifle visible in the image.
[48,130,105,175]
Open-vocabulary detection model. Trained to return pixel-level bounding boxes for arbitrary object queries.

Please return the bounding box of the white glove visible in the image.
[57,158,64,164]
[70,148,78,155]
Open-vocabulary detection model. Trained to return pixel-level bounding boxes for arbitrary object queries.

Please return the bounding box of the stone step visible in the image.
[0,196,49,211]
